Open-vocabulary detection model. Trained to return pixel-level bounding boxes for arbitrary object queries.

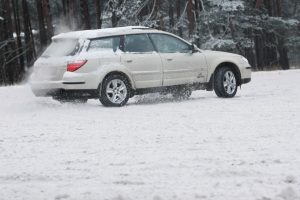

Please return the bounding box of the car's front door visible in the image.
[121,34,163,89]
[149,33,207,86]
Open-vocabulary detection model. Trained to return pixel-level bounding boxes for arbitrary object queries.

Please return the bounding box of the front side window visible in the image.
[124,34,155,53]
[149,34,190,53]
[88,37,120,52]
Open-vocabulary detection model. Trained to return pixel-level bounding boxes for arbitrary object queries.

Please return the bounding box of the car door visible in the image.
[120,34,163,89]
[149,33,207,86]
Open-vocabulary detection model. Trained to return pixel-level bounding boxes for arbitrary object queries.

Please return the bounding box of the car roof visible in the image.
[52,26,165,40]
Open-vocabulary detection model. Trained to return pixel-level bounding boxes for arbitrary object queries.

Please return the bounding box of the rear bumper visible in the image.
[32,88,99,99]
[30,72,100,98]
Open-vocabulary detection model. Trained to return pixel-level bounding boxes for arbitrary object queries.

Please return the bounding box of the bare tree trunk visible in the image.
[80,0,91,29]
[264,0,272,16]
[12,0,25,81]
[3,0,17,84]
[187,0,195,36]
[273,0,289,70]
[42,0,54,41]
[255,0,264,9]
[95,0,102,29]
[194,0,202,46]
[254,0,289,70]
[168,1,174,29]
[278,38,290,70]
[245,47,256,69]
[254,29,265,70]
[110,0,123,27]
[0,0,7,84]
[229,16,243,55]
[264,31,277,67]
[62,0,67,16]
[275,0,282,17]
[194,0,201,17]
[293,0,298,16]
[243,27,256,68]
[36,0,48,51]
[64,0,78,30]
[110,1,118,27]
[154,0,164,30]
[111,10,119,27]
[176,0,182,37]
[22,0,36,67]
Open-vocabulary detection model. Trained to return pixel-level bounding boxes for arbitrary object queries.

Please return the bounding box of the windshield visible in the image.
[41,39,79,57]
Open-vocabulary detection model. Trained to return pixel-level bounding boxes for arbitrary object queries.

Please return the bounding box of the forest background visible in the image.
[0,0,299,85]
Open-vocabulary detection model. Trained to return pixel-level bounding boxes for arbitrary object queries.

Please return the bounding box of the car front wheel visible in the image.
[99,74,131,107]
[214,67,237,98]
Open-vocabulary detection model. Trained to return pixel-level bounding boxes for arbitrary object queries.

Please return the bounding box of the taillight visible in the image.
[67,60,87,72]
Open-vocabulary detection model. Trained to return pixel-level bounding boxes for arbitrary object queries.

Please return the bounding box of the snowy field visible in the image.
[1,70,300,200]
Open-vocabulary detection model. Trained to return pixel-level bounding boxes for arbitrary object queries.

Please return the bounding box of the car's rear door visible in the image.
[149,33,207,86]
[120,34,163,89]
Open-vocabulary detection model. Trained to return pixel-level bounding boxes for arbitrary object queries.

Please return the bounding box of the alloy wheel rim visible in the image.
[223,71,236,95]
[106,79,127,104]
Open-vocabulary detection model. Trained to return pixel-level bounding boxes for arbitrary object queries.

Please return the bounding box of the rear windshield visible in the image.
[41,39,79,57]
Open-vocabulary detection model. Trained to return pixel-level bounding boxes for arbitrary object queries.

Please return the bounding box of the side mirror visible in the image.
[189,44,198,53]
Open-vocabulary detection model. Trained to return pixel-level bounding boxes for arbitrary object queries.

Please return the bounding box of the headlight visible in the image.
[241,56,249,63]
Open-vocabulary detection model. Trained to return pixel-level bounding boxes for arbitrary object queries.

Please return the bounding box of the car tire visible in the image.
[99,74,131,107]
[214,67,237,98]
[172,86,192,100]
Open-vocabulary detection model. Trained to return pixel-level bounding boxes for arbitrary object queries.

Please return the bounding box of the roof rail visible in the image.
[131,27,154,30]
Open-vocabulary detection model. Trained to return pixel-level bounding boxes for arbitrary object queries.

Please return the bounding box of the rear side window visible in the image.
[88,37,120,52]
[42,39,78,57]
[124,34,155,53]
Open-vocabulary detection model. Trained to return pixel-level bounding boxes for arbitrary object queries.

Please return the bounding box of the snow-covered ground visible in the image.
[1,70,300,200]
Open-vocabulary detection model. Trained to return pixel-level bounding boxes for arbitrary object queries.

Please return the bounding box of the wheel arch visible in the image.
[207,62,242,90]
[99,70,135,90]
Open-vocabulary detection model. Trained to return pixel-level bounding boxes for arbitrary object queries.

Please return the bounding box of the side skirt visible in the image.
[134,83,209,96]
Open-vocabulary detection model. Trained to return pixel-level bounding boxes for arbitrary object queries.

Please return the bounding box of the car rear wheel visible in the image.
[214,67,237,98]
[99,74,131,107]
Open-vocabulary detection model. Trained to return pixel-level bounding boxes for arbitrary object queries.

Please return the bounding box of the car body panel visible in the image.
[120,52,163,88]
[159,52,208,86]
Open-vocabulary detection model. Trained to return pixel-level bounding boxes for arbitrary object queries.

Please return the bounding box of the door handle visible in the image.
[167,58,173,61]
[126,60,133,63]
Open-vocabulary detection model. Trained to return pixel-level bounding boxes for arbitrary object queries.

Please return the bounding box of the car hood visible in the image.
[201,50,241,58]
